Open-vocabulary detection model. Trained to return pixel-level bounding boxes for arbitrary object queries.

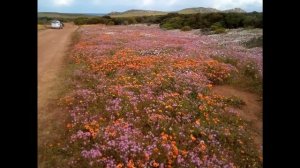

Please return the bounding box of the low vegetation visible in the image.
[243,36,262,48]
[41,25,262,167]
[38,12,262,31]
[38,24,47,30]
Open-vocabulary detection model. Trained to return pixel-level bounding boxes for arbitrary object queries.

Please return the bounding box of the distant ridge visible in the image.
[38,7,248,18]
[108,9,167,17]
[223,8,246,13]
[109,7,247,17]
[38,12,105,18]
[177,7,220,14]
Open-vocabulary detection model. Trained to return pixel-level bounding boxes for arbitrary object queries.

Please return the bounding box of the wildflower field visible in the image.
[40,25,262,168]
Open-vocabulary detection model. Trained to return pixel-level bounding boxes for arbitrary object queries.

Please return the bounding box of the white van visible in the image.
[51,20,63,29]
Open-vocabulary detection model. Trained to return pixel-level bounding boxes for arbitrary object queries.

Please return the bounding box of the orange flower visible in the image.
[190,134,196,141]
[195,119,201,126]
[117,163,123,168]
[152,161,159,167]
[165,105,172,109]
[153,148,159,153]
[66,123,72,128]
[144,153,150,161]
[127,159,135,168]
[161,132,168,141]
[199,140,207,152]
[171,141,179,157]
[181,150,188,157]
[197,93,203,99]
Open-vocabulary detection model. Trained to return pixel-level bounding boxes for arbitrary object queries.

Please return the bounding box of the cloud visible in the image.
[142,0,154,5]
[53,0,74,6]
[168,0,178,6]
[38,0,262,13]
[210,0,262,10]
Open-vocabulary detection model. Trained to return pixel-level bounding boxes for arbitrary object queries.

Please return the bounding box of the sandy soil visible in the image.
[212,85,262,155]
[38,23,77,167]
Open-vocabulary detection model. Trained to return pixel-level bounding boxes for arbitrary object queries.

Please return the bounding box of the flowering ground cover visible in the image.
[41,25,262,168]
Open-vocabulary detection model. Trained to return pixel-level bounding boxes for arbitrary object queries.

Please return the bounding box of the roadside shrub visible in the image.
[224,13,244,28]
[160,16,183,29]
[211,22,226,34]
[160,23,174,30]
[181,26,192,31]
[70,12,262,29]
[74,17,89,25]
[107,21,115,25]
[86,18,102,24]
[214,28,226,34]
[127,17,137,24]
[123,20,129,25]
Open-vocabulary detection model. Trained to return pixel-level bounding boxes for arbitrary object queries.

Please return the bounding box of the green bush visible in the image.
[106,21,115,25]
[243,36,262,48]
[160,16,184,29]
[74,17,88,25]
[210,22,226,34]
[181,26,192,31]
[127,17,137,24]
[211,22,223,30]
[214,28,226,34]
[160,23,174,30]
[224,13,244,28]
[123,20,129,25]
[71,12,262,29]
[226,60,262,95]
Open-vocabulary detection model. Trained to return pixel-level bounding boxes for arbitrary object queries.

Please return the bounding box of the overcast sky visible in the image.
[38,0,262,13]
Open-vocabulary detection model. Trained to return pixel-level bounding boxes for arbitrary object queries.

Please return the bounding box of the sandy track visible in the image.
[38,23,77,108]
[212,85,262,155]
[38,23,77,166]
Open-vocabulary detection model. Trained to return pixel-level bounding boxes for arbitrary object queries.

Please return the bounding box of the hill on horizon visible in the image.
[38,7,250,18]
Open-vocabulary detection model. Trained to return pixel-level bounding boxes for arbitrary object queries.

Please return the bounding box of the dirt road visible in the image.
[212,85,262,155]
[38,23,77,167]
[38,23,77,108]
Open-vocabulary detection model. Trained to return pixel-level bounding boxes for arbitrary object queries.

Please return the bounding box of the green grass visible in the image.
[211,55,239,66]
[227,61,262,96]
[224,96,246,108]
[211,56,262,96]
[38,24,46,30]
